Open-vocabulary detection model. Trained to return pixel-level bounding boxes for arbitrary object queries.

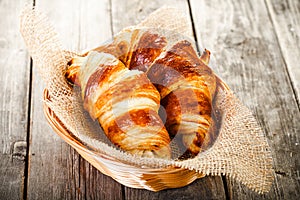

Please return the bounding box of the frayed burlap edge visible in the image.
[20,5,274,193]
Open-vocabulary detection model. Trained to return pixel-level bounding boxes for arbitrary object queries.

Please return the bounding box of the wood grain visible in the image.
[111,0,192,33]
[110,0,226,199]
[124,176,225,200]
[265,0,300,107]
[0,0,30,199]
[190,0,300,199]
[27,0,122,199]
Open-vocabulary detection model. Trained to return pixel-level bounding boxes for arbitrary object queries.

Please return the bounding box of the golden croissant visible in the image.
[145,40,217,156]
[66,51,171,159]
[66,28,217,158]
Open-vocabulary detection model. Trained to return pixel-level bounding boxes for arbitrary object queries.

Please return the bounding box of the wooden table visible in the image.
[1,0,299,199]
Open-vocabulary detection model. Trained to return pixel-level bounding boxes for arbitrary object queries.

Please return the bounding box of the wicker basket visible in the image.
[43,89,205,191]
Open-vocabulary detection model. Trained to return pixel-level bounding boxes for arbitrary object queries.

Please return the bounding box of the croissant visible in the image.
[91,29,217,156]
[66,51,171,159]
[146,41,217,156]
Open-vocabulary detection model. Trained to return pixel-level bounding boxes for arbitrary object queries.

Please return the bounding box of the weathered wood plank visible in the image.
[190,0,300,199]
[111,0,192,34]
[265,0,300,107]
[28,0,123,199]
[0,0,31,199]
[124,176,225,200]
[110,0,226,199]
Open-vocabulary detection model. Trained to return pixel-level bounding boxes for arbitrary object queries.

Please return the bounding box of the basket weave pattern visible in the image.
[43,90,205,191]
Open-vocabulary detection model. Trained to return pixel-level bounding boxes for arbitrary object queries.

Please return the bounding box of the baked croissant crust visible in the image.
[66,51,171,159]
[146,41,217,156]
[91,29,217,156]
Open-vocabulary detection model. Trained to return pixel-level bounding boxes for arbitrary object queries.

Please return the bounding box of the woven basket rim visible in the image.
[42,89,207,191]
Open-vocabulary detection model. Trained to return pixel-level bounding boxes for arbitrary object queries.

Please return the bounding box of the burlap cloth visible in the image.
[20,6,274,193]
